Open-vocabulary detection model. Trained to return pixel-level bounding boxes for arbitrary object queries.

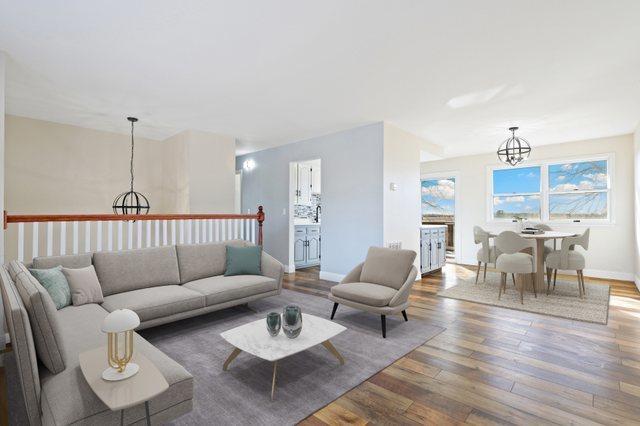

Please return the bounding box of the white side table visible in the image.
[79,346,169,425]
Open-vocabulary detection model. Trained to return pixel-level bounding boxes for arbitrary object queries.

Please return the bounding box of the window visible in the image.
[489,156,612,223]
[421,178,455,222]
[548,160,608,220]
[492,166,541,220]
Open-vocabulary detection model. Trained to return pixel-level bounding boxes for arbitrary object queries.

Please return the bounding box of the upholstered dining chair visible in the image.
[329,246,417,338]
[473,226,501,284]
[545,228,590,298]
[495,231,536,304]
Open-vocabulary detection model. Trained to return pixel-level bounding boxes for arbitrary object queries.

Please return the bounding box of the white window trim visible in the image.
[486,153,615,226]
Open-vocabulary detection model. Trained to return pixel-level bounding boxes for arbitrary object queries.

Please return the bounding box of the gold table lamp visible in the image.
[100,309,141,381]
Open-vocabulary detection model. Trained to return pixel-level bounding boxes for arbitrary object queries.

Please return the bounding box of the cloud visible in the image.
[557,175,566,181]
[552,183,578,191]
[422,179,454,199]
[578,180,595,190]
[560,164,574,172]
[583,173,607,185]
[494,195,525,205]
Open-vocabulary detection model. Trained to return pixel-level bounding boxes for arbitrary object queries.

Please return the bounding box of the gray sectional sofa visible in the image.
[0,239,284,425]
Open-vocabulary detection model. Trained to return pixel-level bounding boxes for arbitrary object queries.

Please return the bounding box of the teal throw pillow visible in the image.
[29,266,71,310]
[225,245,262,276]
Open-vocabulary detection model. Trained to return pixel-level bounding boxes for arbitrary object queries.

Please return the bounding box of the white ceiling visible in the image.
[1,0,639,157]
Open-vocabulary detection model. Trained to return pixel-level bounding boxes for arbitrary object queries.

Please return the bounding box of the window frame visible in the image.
[486,153,614,225]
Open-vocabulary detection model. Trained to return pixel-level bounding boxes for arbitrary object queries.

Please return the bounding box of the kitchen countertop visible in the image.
[295,219,321,226]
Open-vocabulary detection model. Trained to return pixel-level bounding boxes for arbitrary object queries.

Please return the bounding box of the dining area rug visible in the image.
[437,272,610,324]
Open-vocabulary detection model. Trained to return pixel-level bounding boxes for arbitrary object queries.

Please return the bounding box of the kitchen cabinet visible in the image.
[295,225,321,268]
[420,225,446,274]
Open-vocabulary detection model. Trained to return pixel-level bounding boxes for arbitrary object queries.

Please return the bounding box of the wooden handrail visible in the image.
[3,206,265,245]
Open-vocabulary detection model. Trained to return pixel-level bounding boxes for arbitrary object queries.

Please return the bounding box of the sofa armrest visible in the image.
[389,265,418,307]
[262,251,284,291]
[340,262,364,284]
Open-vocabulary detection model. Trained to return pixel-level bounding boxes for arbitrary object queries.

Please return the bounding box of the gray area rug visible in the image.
[140,289,444,425]
[438,272,610,324]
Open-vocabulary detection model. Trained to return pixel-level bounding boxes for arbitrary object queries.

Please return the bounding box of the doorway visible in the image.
[421,172,459,262]
[288,159,322,273]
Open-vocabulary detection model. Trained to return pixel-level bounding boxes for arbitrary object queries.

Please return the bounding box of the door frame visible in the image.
[420,170,461,264]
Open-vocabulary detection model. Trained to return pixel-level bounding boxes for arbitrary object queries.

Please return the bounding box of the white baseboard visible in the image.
[319,270,345,282]
[635,275,640,291]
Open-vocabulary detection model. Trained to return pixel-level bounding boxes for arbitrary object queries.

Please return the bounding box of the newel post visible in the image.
[257,206,265,246]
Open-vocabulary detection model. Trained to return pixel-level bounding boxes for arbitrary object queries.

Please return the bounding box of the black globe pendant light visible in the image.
[112,117,150,215]
[497,126,531,166]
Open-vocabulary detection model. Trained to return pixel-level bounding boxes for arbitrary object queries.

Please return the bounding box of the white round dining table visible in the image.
[489,231,576,292]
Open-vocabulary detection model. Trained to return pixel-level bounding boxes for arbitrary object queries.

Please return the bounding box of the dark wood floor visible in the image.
[290,264,640,425]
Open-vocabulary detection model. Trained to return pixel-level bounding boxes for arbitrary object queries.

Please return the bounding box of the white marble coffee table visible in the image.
[220,313,346,400]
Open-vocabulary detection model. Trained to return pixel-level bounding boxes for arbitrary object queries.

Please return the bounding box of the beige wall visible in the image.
[422,134,635,281]
[634,125,640,289]
[4,115,237,260]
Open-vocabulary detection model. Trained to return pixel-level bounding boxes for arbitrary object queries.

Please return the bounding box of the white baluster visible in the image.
[47,222,53,256]
[202,220,206,242]
[208,220,213,242]
[239,219,245,240]
[117,221,123,250]
[171,220,176,245]
[163,220,168,245]
[60,222,67,255]
[179,220,185,244]
[221,219,227,241]
[32,223,39,259]
[136,221,142,249]
[108,222,114,251]
[72,221,79,254]
[233,219,238,239]
[17,223,24,262]
[215,220,220,242]
[127,221,133,249]
[155,220,160,246]
[186,220,193,244]
[84,222,91,253]
[146,221,151,247]
[97,221,103,252]
[251,220,256,244]
[195,220,200,244]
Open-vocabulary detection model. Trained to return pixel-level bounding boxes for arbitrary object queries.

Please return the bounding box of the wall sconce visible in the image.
[243,159,256,171]
[101,309,141,381]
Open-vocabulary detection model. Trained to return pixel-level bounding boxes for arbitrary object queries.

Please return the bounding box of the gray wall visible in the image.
[237,123,384,276]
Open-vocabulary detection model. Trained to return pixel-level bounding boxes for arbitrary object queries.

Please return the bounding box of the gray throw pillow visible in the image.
[62,265,104,305]
[225,245,262,276]
[28,266,71,310]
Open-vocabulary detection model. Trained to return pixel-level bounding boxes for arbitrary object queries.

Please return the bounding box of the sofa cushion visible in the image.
[360,247,416,290]
[184,275,277,306]
[29,266,71,309]
[225,245,262,276]
[176,240,251,284]
[0,267,41,426]
[32,253,92,270]
[41,303,193,425]
[101,286,205,322]
[93,246,181,296]
[62,265,104,305]
[12,262,67,374]
[331,282,397,307]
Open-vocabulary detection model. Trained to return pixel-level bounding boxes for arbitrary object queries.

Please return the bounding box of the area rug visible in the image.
[437,272,610,324]
[140,289,444,425]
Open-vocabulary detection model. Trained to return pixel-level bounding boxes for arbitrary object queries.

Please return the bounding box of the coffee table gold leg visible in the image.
[271,361,278,400]
[322,340,345,365]
[223,347,242,371]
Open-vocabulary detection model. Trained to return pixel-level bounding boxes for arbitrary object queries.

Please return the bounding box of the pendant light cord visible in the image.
[130,119,135,193]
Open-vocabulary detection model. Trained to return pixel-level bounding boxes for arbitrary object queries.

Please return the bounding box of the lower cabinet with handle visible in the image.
[295,225,321,268]
[420,225,446,274]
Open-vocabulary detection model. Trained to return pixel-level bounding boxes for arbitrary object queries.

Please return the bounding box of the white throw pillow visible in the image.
[62,265,104,305]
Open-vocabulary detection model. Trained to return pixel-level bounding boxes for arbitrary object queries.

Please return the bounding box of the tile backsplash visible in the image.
[294,194,321,219]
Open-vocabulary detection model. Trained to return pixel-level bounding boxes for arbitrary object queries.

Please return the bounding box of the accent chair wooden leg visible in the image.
[475,262,481,284]
[381,315,386,338]
[531,273,537,298]
[483,263,488,282]
[512,273,516,287]
[518,274,524,304]
[579,270,586,296]
[553,269,557,290]
[546,267,552,295]
[402,310,408,322]
[498,272,505,299]
[330,302,339,320]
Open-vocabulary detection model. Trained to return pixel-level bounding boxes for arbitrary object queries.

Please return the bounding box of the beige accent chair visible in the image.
[329,247,417,338]
[473,226,500,284]
[495,231,536,304]
[545,228,590,297]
